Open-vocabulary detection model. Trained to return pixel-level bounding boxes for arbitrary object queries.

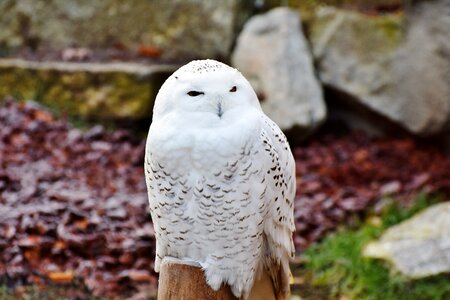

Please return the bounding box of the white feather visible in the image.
[145,60,295,299]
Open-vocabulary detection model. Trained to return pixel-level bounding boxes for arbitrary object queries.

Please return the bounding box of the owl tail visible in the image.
[246,261,290,300]
[271,257,291,300]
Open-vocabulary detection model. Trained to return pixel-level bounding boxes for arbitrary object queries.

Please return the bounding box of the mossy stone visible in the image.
[0,59,178,121]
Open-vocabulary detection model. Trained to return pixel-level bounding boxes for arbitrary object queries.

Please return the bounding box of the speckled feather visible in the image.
[145,60,295,299]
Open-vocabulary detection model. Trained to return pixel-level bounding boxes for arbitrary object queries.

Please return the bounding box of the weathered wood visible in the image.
[157,257,238,300]
[157,257,281,300]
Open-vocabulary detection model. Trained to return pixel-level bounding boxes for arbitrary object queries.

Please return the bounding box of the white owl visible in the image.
[145,60,295,299]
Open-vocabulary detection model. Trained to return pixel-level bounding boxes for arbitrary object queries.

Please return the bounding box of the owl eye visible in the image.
[229,86,237,92]
[187,91,204,97]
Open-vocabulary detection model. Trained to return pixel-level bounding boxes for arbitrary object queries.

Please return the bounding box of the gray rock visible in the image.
[363,202,450,278]
[0,0,251,60]
[0,58,178,120]
[392,0,450,134]
[309,2,450,135]
[232,7,326,132]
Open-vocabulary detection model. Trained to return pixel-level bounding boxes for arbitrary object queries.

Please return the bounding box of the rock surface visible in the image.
[0,59,177,119]
[309,2,450,135]
[309,7,403,129]
[392,0,450,134]
[232,7,326,132]
[0,0,251,60]
[363,202,450,278]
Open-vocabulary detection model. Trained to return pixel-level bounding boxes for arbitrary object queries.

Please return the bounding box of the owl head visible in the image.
[152,60,261,126]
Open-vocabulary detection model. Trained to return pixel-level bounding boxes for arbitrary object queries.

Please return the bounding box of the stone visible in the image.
[363,202,450,278]
[308,2,450,135]
[232,7,326,133]
[391,0,450,134]
[0,58,178,120]
[289,0,404,22]
[0,0,251,60]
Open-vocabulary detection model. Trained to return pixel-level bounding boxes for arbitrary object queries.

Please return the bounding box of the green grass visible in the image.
[303,194,450,300]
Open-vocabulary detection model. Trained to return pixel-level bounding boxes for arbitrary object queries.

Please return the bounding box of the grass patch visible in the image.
[303,194,450,300]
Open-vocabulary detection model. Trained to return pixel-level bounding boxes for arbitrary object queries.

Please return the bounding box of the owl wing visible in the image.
[144,144,196,273]
[257,115,296,299]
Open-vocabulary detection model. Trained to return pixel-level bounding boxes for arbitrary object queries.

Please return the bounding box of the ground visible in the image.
[0,100,449,299]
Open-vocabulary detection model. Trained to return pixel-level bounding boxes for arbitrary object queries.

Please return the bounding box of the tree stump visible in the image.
[157,257,238,300]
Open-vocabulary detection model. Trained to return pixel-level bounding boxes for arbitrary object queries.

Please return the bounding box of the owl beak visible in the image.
[217,101,223,118]
[216,96,224,118]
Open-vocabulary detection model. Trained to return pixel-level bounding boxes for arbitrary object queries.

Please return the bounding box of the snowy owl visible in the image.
[145,60,295,299]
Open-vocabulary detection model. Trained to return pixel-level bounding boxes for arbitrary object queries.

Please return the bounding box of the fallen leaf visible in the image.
[129,270,153,282]
[48,271,74,283]
[138,46,162,58]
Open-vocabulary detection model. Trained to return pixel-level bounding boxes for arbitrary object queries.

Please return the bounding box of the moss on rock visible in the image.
[0,59,177,120]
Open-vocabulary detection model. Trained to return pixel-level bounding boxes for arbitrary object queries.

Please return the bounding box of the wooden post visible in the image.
[157,257,238,300]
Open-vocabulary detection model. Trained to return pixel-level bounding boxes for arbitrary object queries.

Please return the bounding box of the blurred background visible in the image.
[0,0,449,299]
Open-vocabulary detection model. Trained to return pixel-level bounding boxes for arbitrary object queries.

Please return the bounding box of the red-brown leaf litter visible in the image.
[294,132,450,249]
[0,100,449,297]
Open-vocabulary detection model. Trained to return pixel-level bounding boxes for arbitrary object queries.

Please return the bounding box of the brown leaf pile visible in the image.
[294,133,450,250]
[0,101,155,297]
[0,100,449,297]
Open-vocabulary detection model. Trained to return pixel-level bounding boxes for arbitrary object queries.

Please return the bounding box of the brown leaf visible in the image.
[17,236,41,248]
[75,218,90,230]
[48,271,74,283]
[138,46,162,58]
[127,270,153,282]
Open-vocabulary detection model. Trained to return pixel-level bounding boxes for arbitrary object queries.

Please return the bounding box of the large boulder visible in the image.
[363,202,450,278]
[309,1,450,135]
[232,7,326,133]
[392,0,450,134]
[0,0,251,60]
